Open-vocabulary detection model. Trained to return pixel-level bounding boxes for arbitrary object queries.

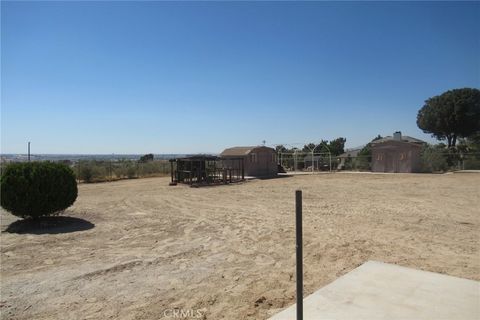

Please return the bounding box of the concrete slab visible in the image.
[269,261,480,320]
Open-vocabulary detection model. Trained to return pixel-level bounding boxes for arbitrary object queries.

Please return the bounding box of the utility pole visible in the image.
[28,142,31,162]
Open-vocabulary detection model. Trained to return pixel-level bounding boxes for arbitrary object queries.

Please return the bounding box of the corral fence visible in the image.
[412,151,480,172]
[422,152,480,172]
[331,152,480,172]
[278,152,335,172]
[277,151,480,173]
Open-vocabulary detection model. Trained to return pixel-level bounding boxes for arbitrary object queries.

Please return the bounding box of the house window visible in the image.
[250,153,257,163]
[399,153,406,160]
[271,153,276,163]
[376,154,383,161]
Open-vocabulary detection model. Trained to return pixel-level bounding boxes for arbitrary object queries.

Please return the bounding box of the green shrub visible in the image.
[77,161,108,182]
[78,163,94,182]
[463,156,480,170]
[0,162,78,219]
[420,145,449,172]
[73,159,170,182]
[126,165,136,179]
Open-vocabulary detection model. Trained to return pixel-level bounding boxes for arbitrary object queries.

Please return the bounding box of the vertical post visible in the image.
[311,151,314,173]
[189,161,192,185]
[28,142,31,162]
[329,152,332,172]
[295,190,303,320]
[241,159,245,180]
[294,151,297,172]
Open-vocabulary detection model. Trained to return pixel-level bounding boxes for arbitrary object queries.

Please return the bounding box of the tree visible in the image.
[457,132,480,169]
[458,132,480,154]
[139,153,154,163]
[420,144,448,173]
[417,88,480,148]
[1,162,78,219]
[302,143,316,152]
[356,135,383,170]
[301,138,346,155]
[78,163,94,183]
[328,137,346,156]
[275,145,288,153]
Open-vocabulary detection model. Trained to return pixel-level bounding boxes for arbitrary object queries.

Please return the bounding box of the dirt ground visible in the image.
[1,173,479,319]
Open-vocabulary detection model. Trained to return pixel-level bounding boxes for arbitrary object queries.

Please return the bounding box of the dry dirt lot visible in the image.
[1,173,479,319]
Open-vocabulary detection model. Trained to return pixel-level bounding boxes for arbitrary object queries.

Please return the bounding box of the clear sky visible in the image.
[1,1,479,154]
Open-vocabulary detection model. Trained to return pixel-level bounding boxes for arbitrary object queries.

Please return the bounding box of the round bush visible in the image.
[1,162,78,219]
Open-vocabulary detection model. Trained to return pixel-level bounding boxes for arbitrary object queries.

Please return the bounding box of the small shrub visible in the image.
[463,156,480,170]
[74,159,170,181]
[420,145,448,172]
[0,162,78,219]
[77,161,107,182]
[113,165,127,178]
[354,156,371,171]
[127,165,136,179]
[78,163,94,182]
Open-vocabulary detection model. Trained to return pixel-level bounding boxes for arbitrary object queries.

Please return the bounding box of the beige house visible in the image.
[220,146,278,177]
[371,132,425,173]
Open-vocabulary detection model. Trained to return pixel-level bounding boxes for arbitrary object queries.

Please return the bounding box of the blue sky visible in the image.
[1,1,479,154]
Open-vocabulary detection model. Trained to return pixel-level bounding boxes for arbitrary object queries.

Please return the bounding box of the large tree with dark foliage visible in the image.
[139,153,154,163]
[417,88,480,148]
[328,137,347,156]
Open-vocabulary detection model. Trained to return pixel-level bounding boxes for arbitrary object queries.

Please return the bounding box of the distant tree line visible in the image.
[275,137,347,156]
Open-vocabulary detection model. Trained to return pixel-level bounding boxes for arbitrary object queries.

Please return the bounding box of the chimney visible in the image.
[393,131,402,141]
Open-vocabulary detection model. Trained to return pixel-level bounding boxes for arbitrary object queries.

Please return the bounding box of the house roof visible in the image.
[220,146,273,157]
[371,135,425,145]
[338,148,362,158]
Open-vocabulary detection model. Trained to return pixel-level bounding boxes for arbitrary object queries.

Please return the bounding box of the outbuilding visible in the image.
[371,132,425,173]
[220,146,278,177]
[337,148,363,170]
[169,155,244,186]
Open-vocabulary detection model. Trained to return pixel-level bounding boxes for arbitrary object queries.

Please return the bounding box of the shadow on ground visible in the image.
[3,216,95,235]
[256,174,293,180]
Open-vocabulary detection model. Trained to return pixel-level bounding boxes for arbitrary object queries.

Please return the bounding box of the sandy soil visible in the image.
[1,173,479,319]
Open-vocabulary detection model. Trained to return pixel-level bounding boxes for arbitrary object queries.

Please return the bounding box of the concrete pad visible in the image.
[269,261,480,320]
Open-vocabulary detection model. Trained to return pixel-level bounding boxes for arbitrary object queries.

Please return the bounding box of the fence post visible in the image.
[241,160,245,180]
[295,190,303,320]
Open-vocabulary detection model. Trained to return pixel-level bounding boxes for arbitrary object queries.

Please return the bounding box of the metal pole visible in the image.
[329,152,332,172]
[294,151,297,172]
[311,151,314,173]
[28,142,31,162]
[295,190,303,320]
